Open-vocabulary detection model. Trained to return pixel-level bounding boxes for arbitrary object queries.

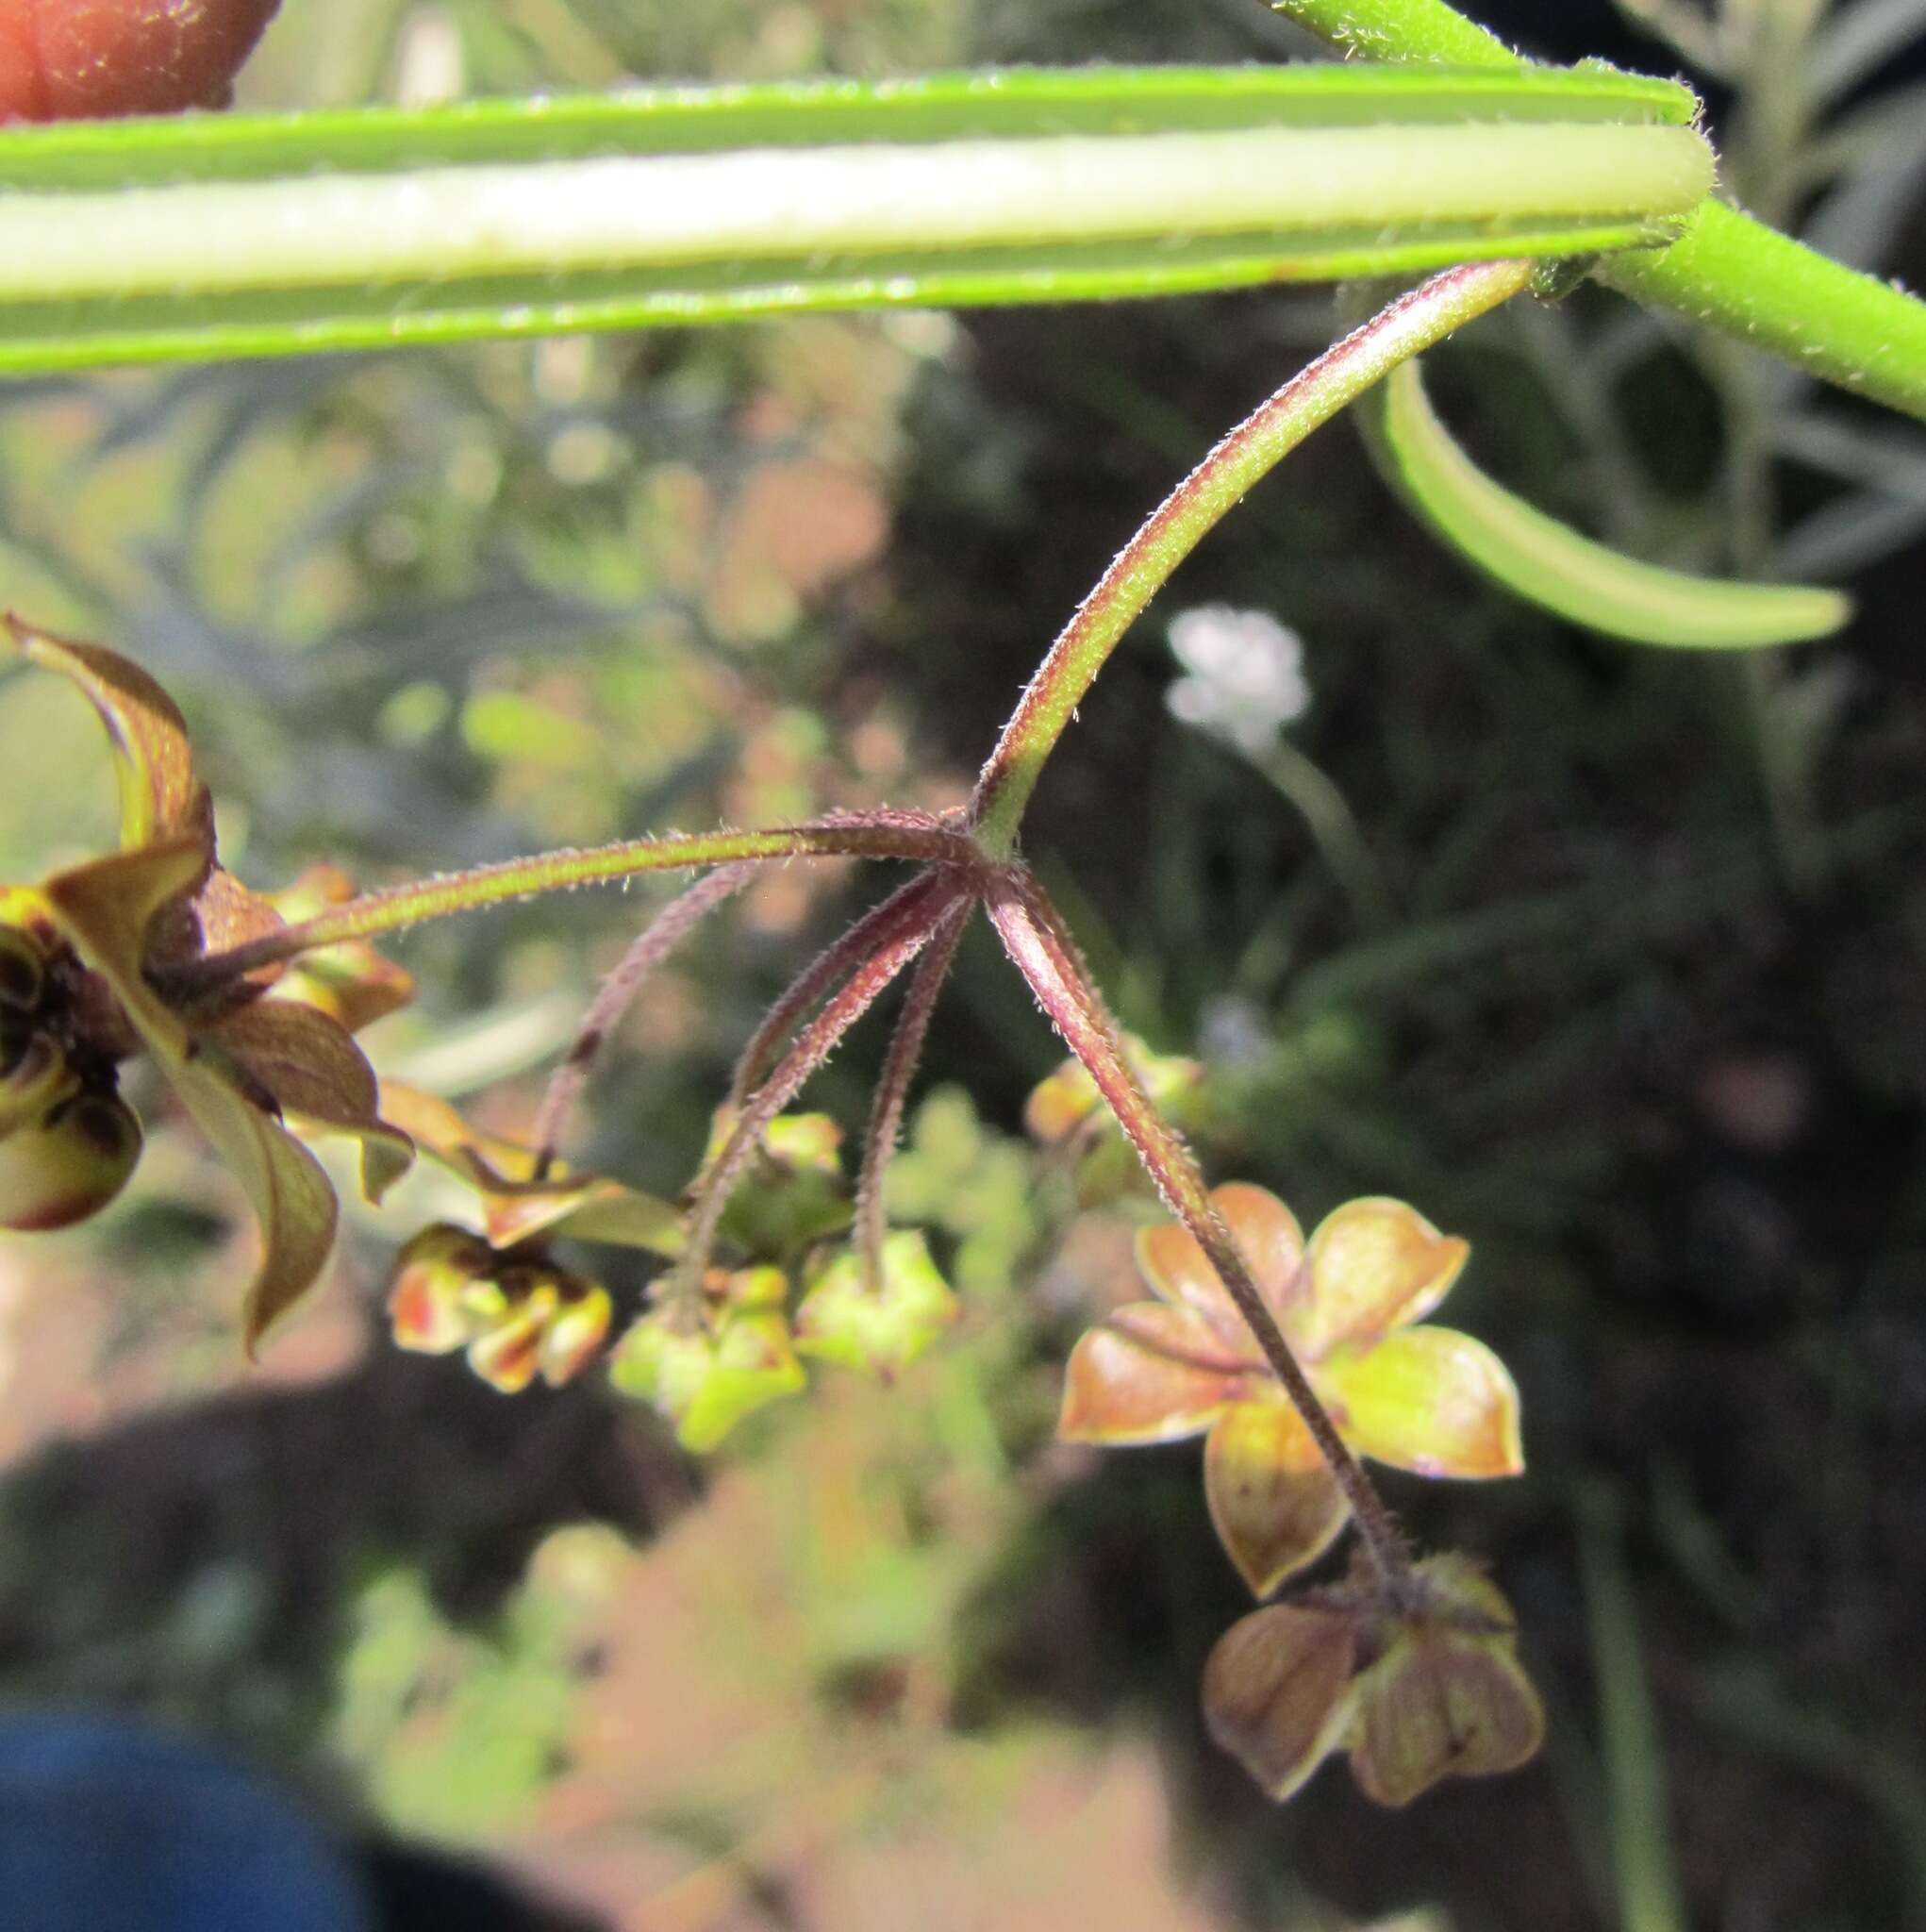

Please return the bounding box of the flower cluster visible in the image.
[0,617,411,1346]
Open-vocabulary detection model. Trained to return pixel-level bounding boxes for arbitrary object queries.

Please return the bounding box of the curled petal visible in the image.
[203,1000,413,1204]
[1058,1301,1252,1444]
[3,616,203,847]
[0,1030,79,1137]
[1320,1325,1523,1480]
[466,1283,561,1395]
[1348,1558,1545,1807]
[41,838,339,1352]
[1203,1601,1361,1802]
[1204,1399,1350,1597]
[1300,1197,1469,1358]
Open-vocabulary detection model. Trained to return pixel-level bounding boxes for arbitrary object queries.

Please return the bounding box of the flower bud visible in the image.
[0,1091,141,1230]
[388,1223,495,1354]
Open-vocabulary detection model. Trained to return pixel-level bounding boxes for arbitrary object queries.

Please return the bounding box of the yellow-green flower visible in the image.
[1060,1181,1522,1596]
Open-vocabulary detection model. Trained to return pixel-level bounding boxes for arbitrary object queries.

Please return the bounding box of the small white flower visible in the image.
[1166,605,1310,759]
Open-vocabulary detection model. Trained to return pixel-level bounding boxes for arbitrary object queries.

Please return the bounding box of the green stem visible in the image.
[986,867,1412,1588]
[1275,0,1926,423]
[971,258,1535,856]
[181,816,977,987]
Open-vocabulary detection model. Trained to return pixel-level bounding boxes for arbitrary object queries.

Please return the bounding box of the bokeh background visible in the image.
[1,1,1923,1926]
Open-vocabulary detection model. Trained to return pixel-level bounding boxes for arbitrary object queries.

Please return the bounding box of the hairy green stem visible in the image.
[530,863,759,1176]
[728,869,953,1108]
[971,258,1535,855]
[853,895,972,1291]
[986,868,1411,1587]
[670,872,961,1310]
[1275,0,1926,423]
[179,815,976,987]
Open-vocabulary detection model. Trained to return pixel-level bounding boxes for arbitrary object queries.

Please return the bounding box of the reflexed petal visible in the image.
[377,1079,684,1257]
[1058,1301,1252,1444]
[466,1291,558,1395]
[1348,1557,1545,1807]
[1300,1197,1469,1357]
[266,867,414,1033]
[42,838,339,1351]
[1204,1399,1350,1596]
[794,1230,959,1382]
[0,1091,141,1230]
[539,1286,615,1387]
[4,616,203,847]
[1320,1325,1523,1479]
[204,1000,413,1203]
[1202,1601,1361,1802]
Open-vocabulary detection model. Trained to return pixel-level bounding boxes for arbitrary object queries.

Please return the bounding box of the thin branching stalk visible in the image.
[530,864,761,1176]
[986,866,1412,1589]
[853,895,973,1291]
[971,258,1536,855]
[728,867,948,1107]
[668,872,967,1311]
[179,813,978,989]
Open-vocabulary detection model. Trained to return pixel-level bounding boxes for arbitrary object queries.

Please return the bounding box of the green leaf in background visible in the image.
[0,65,1711,372]
[1359,358,1852,648]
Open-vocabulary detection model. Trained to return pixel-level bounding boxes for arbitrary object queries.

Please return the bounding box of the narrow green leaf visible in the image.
[0,67,1711,373]
[1361,359,1851,648]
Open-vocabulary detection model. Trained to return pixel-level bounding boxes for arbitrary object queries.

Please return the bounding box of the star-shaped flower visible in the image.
[0,616,412,1349]
[1059,1181,1522,1595]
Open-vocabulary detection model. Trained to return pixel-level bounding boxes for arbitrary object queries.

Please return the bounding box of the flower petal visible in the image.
[1300,1197,1469,1357]
[377,1078,684,1256]
[1204,1399,1351,1596]
[4,616,204,847]
[1202,1600,1361,1802]
[1137,1182,1305,1346]
[266,866,414,1033]
[1320,1325,1524,1480]
[41,838,338,1352]
[203,999,413,1204]
[1348,1557,1545,1807]
[1058,1301,1252,1444]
